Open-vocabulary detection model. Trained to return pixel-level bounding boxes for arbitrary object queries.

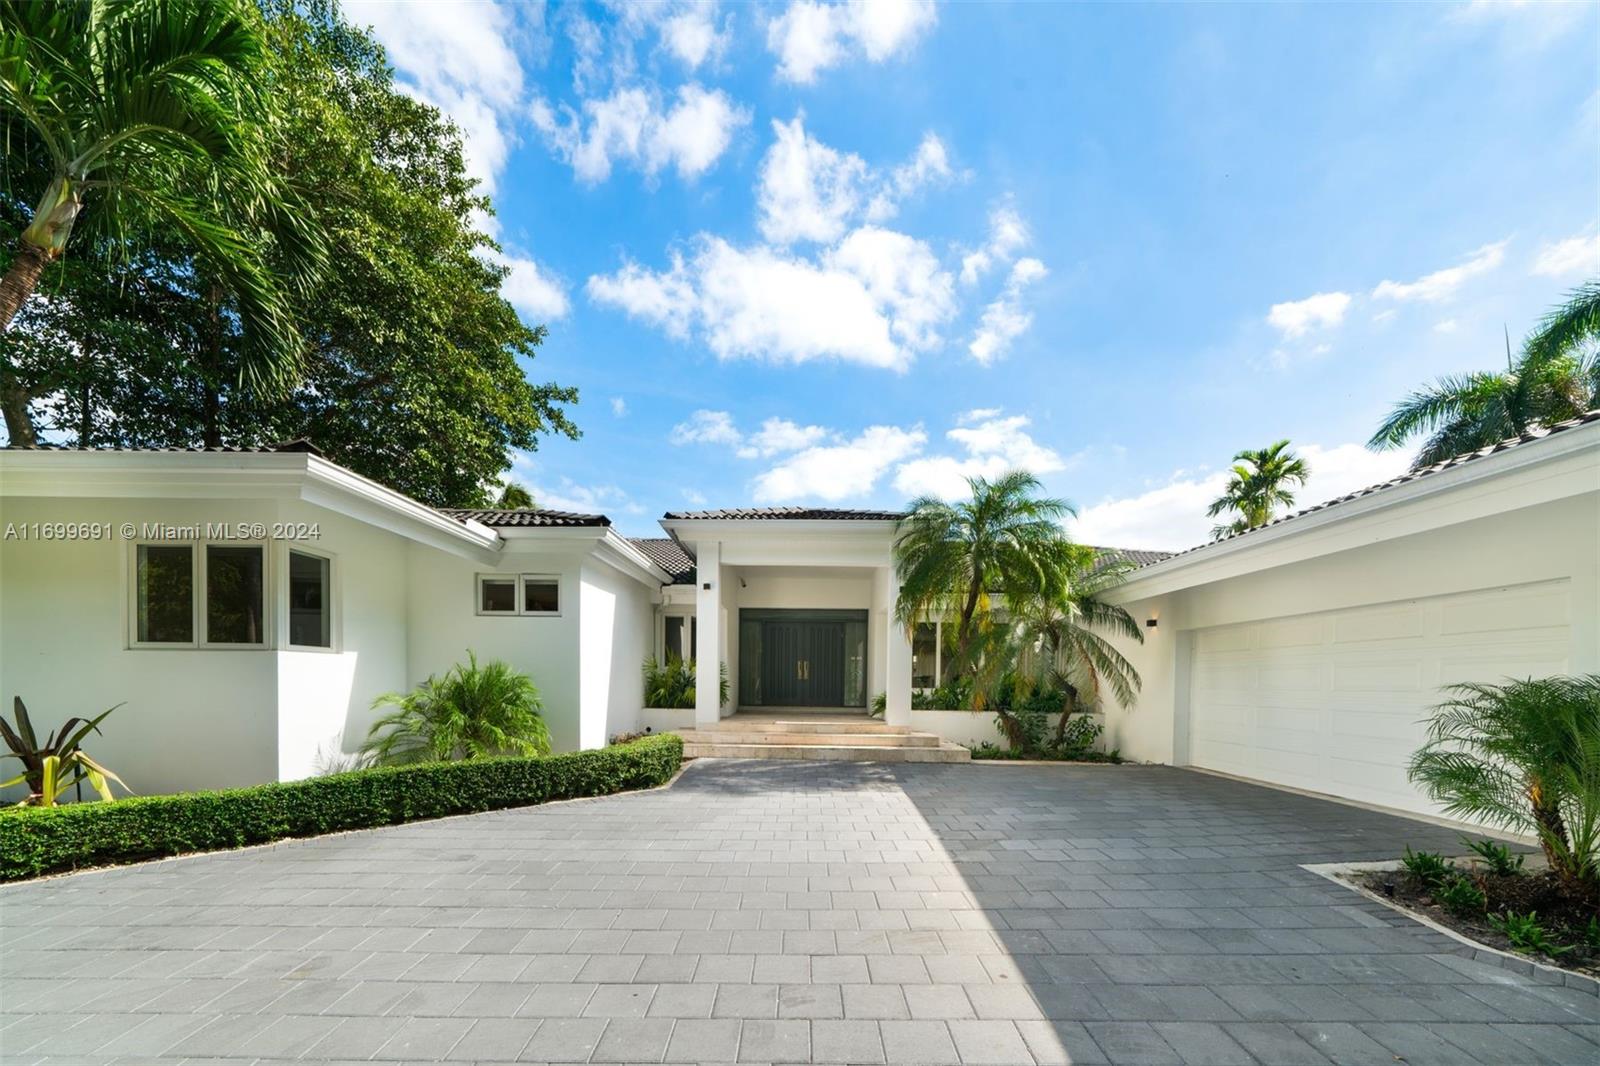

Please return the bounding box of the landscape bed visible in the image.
[0,734,682,883]
[1351,847,1599,979]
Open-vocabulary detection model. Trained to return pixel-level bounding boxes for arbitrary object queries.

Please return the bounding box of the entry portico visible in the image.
[658,508,914,728]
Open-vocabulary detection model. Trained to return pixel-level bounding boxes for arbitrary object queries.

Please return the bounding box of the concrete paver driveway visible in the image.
[2,760,1596,1065]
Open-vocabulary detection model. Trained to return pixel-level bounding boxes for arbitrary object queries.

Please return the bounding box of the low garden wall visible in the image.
[0,733,682,882]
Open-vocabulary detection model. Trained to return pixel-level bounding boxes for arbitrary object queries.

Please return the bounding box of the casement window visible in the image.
[287,550,333,649]
[132,542,267,648]
[477,574,561,616]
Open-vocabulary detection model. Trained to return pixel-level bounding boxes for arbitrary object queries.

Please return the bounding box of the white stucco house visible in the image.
[1,410,1596,821]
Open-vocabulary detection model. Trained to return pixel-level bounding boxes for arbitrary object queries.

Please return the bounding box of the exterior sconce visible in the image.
[1145,617,1158,629]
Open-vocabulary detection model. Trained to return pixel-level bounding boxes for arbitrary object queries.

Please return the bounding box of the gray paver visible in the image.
[0,759,1587,1066]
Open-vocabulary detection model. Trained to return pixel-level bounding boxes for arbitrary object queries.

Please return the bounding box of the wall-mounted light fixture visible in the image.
[702,582,712,591]
[1145,617,1159,629]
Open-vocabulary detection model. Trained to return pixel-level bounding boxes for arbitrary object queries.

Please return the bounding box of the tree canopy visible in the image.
[1,0,577,506]
[1205,439,1310,539]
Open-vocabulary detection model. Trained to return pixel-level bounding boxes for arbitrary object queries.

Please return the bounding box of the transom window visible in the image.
[477,574,561,616]
[133,542,267,648]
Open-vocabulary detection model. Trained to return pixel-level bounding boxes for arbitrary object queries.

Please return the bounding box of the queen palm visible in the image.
[894,470,1079,680]
[0,0,299,445]
[1205,440,1310,539]
[1369,283,1600,470]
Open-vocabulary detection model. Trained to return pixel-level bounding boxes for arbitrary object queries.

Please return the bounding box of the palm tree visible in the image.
[1409,675,1599,896]
[1008,546,1143,746]
[1369,284,1600,471]
[894,470,1079,680]
[0,0,299,445]
[1205,440,1310,539]
[495,482,535,509]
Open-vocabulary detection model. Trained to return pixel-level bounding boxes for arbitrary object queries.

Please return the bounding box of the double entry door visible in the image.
[739,609,867,708]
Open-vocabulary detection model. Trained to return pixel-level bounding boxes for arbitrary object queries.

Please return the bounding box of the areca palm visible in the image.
[1205,440,1310,539]
[1369,284,1600,471]
[0,0,300,445]
[1008,547,1144,745]
[894,470,1079,678]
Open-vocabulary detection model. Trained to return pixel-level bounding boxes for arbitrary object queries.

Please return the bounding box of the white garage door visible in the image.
[1187,579,1572,816]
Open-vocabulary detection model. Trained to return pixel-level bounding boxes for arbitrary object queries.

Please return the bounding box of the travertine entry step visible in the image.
[675,715,970,763]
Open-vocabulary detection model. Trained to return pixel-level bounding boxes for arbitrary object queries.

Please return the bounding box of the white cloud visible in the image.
[490,249,570,320]
[1072,442,1414,551]
[757,115,872,244]
[1372,241,1508,302]
[670,409,742,446]
[894,411,1066,500]
[682,488,708,506]
[1531,232,1600,278]
[660,2,730,68]
[532,83,749,183]
[1267,291,1351,339]
[737,417,830,458]
[754,425,927,502]
[610,397,628,417]
[588,226,956,370]
[1433,319,1459,334]
[968,257,1046,365]
[349,0,526,195]
[757,116,956,244]
[508,454,643,516]
[960,205,1031,285]
[767,0,937,85]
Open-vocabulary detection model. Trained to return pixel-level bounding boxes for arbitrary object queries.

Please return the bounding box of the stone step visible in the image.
[712,718,907,735]
[676,729,939,747]
[681,740,971,763]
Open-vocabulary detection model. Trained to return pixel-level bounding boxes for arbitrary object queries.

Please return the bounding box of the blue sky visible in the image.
[351,0,1599,547]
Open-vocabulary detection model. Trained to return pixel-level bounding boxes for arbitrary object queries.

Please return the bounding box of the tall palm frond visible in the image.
[1206,440,1310,539]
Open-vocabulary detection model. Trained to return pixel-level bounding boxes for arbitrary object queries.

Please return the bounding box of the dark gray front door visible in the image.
[740,609,866,708]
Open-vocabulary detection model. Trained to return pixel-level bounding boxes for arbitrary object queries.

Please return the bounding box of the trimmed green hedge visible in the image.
[0,733,682,882]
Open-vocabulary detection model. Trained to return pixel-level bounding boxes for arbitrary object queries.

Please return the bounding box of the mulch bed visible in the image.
[1356,865,1600,978]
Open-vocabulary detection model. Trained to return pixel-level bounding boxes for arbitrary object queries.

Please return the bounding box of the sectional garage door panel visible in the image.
[1187,580,1572,815]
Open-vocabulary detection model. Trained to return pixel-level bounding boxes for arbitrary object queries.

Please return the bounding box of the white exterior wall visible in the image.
[1104,487,1599,816]
[404,542,586,752]
[0,495,413,794]
[580,557,654,746]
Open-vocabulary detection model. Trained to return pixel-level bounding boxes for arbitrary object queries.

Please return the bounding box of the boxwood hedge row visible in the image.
[0,733,682,882]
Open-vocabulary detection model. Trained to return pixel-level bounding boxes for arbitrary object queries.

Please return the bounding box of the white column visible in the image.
[694,540,723,726]
[882,566,912,728]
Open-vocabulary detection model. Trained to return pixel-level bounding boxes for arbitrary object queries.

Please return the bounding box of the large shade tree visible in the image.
[1368,282,1600,470]
[1205,440,1310,539]
[0,0,301,445]
[893,471,1080,680]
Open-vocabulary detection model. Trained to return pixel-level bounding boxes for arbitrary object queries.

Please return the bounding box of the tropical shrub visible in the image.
[1408,675,1600,895]
[1462,836,1525,877]
[1489,911,1574,958]
[0,698,128,806]
[1400,846,1454,888]
[361,653,549,766]
[1435,874,1487,919]
[0,734,681,881]
[642,655,728,709]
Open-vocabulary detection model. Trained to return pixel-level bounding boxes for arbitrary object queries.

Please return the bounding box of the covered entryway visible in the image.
[738,608,868,708]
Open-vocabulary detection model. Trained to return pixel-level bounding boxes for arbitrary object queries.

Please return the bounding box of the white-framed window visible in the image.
[286,549,334,650]
[476,574,561,616]
[131,541,268,649]
[664,613,697,661]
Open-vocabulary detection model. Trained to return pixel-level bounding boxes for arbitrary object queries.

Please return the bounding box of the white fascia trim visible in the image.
[1113,421,1600,601]
[494,524,671,588]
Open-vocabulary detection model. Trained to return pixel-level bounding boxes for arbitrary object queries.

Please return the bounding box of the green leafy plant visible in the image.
[642,655,728,709]
[1401,846,1454,888]
[1435,874,1487,919]
[1206,439,1311,538]
[360,652,550,766]
[0,734,682,881]
[0,697,129,806]
[869,692,886,719]
[1582,916,1600,950]
[1408,675,1600,895]
[1461,836,1525,877]
[1488,911,1574,958]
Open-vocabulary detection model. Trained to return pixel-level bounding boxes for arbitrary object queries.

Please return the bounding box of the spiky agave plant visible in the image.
[360,652,551,766]
[1408,675,1600,896]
